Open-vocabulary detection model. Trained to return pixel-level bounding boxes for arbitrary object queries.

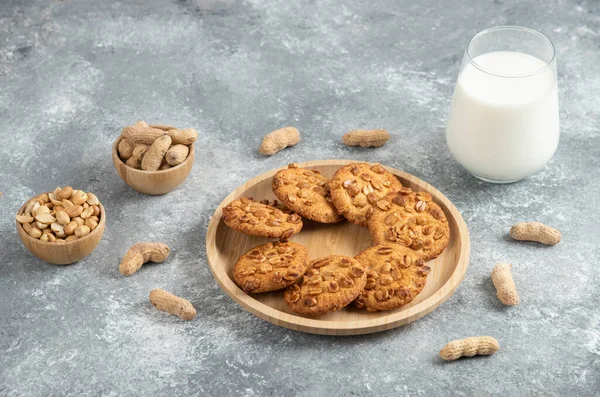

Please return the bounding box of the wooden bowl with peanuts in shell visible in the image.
[112,121,197,196]
[16,186,106,265]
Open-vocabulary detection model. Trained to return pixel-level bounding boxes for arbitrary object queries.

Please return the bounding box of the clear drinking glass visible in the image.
[445,26,559,183]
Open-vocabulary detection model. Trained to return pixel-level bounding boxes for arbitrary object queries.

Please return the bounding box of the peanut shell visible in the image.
[122,122,167,145]
[165,144,189,166]
[141,135,172,171]
[125,156,142,169]
[168,128,198,145]
[118,139,134,160]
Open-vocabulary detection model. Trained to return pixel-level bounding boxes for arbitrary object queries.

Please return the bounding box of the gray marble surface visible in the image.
[1,0,599,396]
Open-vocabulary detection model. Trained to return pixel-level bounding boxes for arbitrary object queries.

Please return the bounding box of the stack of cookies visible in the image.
[221,162,450,317]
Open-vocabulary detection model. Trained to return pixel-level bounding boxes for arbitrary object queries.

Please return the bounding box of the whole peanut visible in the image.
[122,121,168,145]
[119,242,170,276]
[141,135,172,171]
[491,263,519,306]
[342,129,390,148]
[149,289,196,320]
[149,124,176,131]
[509,222,561,245]
[126,156,142,169]
[439,336,500,361]
[118,139,134,160]
[132,144,150,159]
[259,127,300,155]
[168,128,198,145]
[165,144,189,166]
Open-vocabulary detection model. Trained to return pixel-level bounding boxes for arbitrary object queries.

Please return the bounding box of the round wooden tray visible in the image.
[206,160,470,335]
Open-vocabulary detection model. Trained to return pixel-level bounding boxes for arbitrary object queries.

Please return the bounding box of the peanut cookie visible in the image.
[329,162,403,226]
[354,245,431,312]
[283,255,367,317]
[272,164,343,223]
[366,188,450,260]
[258,199,290,213]
[233,241,309,293]
[222,198,303,239]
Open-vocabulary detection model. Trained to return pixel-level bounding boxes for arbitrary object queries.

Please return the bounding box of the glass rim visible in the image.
[465,26,556,78]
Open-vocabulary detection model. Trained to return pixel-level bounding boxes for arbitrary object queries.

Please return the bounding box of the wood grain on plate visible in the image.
[206,160,470,335]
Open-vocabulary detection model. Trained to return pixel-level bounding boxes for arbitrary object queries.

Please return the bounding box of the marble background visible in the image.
[0,0,599,395]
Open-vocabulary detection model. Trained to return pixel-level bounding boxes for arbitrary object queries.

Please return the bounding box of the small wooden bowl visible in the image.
[16,201,106,265]
[112,136,194,196]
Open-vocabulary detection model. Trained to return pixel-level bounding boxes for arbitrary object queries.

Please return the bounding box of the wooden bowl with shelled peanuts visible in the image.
[16,189,106,265]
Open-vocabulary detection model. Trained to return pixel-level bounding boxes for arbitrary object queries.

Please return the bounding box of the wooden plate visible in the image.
[206,160,470,335]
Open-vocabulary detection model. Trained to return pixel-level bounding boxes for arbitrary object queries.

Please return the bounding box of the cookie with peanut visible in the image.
[354,245,430,312]
[272,163,343,224]
[222,197,303,239]
[233,241,309,293]
[283,255,367,317]
[367,188,450,261]
[329,162,403,226]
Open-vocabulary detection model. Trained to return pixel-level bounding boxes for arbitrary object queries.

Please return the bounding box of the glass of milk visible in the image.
[446,26,558,183]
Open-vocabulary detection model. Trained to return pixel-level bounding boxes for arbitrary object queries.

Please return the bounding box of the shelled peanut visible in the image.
[16,187,102,243]
[118,121,197,171]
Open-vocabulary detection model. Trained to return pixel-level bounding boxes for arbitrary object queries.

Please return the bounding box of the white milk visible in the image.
[446,51,559,182]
